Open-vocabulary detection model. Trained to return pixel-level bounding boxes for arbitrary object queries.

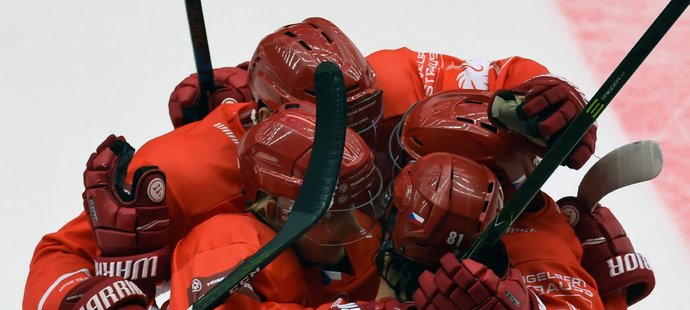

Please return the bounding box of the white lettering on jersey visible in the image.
[416,52,442,96]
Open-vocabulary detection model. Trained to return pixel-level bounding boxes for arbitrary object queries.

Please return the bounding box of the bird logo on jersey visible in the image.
[454,59,494,90]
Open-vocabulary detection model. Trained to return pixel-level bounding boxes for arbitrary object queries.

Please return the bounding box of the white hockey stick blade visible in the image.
[577,140,663,212]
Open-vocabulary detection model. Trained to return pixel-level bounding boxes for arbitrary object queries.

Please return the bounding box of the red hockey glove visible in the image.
[558,197,655,305]
[413,253,539,310]
[168,66,253,128]
[59,276,147,310]
[489,75,597,169]
[83,135,170,291]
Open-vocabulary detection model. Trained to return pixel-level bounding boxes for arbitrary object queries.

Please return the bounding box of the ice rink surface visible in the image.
[2,1,688,308]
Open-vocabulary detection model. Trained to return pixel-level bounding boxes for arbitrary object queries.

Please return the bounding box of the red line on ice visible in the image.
[558,0,690,241]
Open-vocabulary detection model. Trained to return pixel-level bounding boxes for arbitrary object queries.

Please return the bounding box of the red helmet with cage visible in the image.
[389,152,502,267]
[248,17,382,145]
[238,103,382,245]
[400,89,539,192]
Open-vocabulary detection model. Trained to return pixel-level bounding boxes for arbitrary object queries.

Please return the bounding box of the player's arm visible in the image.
[23,213,99,309]
[558,198,655,307]
[504,194,607,309]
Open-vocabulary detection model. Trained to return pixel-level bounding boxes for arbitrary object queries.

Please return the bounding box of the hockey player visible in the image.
[378,151,604,309]
[167,105,408,309]
[395,89,655,308]
[23,100,257,309]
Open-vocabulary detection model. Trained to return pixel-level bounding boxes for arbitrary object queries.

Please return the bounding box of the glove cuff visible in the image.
[95,246,170,282]
[588,252,655,306]
[60,276,147,310]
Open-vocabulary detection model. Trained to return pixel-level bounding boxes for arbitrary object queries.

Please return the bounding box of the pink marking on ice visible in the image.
[558,1,690,239]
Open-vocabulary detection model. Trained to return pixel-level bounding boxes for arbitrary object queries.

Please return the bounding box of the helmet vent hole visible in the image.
[303,88,316,97]
[284,103,301,110]
[481,200,490,213]
[465,99,483,105]
[456,117,475,124]
[480,122,498,133]
[321,31,333,43]
[283,31,297,38]
[307,23,319,29]
[298,40,312,51]
[487,182,494,193]
[410,137,423,147]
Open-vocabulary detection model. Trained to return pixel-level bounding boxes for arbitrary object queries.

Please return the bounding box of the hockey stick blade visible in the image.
[578,140,663,211]
[191,62,347,309]
[462,0,689,262]
[184,0,217,121]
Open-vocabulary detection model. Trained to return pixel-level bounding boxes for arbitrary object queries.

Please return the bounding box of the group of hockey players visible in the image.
[24,17,656,309]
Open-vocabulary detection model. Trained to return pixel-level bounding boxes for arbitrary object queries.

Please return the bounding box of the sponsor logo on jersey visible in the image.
[523,271,595,299]
[187,264,259,305]
[416,52,441,96]
[560,204,580,226]
[506,227,537,234]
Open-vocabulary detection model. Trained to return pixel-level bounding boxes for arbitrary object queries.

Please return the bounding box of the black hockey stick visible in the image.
[191,61,348,309]
[463,0,689,262]
[184,0,217,123]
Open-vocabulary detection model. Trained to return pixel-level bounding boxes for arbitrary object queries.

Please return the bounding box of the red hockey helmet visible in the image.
[376,152,503,300]
[400,89,539,193]
[390,152,502,267]
[248,17,382,146]
[238,105,382,246]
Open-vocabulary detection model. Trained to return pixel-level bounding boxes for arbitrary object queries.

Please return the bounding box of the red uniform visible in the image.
[169,213,381,309]
[367,47,549,122]
[504,192,605,309]
[26,48,591,309]
[24,103,251,309]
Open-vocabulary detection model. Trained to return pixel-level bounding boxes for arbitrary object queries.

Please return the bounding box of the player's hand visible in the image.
[489,75,597,169]
[413,253,538,310]
[82,135,170,290]
[59,276,148,310]
[168,66,252,128]
[558,197,655,306]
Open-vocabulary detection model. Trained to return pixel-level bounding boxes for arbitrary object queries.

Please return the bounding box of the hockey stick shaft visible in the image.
[463,0,689,261]
[577,140,663,210]
[184,0,216,121]
[191,62,347,309]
